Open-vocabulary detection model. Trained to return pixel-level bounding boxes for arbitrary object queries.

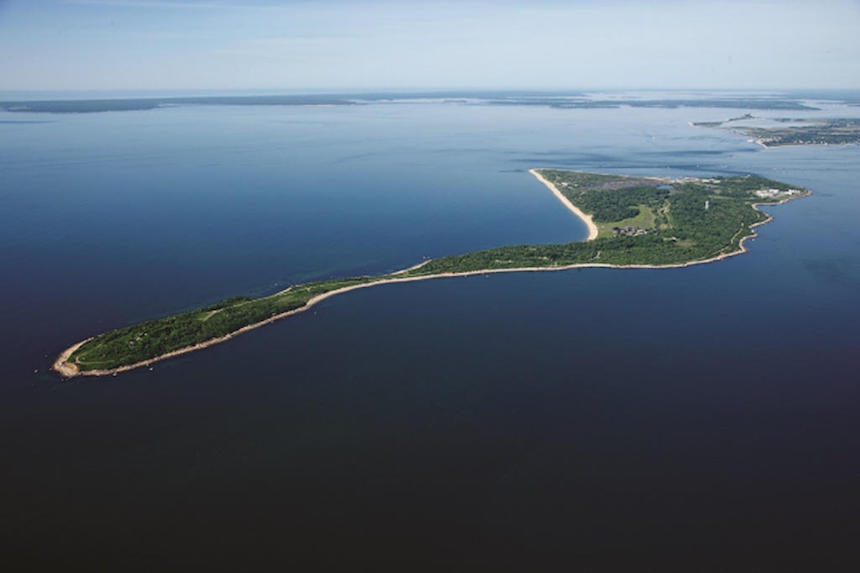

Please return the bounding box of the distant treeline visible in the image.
[3,93,819,114]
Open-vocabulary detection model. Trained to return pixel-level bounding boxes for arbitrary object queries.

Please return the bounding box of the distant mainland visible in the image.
[54,168,809,378]
[691,116,860,148]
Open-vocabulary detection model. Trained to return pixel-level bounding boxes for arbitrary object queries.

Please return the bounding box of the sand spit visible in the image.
[529,169,599,241]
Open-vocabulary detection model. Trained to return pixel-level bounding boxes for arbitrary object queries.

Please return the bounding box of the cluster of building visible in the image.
[612,226,648,237]
[754,188,801,199]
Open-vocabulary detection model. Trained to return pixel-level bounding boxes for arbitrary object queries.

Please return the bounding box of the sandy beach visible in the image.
[529,169,599,240]
[52,339,91,377]
[53,177,807,379]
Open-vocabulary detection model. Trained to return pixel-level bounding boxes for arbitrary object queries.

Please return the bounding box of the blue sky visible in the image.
[1,0,859,91]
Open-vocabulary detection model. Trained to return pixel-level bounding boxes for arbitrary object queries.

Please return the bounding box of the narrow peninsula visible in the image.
[54,169,809,378]
[692,116,860,147]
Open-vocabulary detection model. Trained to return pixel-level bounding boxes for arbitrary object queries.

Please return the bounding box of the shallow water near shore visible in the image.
[2,96,860,567]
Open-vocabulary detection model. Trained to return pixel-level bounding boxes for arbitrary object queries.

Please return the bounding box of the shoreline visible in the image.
[52,176,807,379]
[529,169,599,240]
[52,338,92,378]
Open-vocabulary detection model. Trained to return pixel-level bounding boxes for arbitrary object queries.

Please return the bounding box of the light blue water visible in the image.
[1,99,859,568]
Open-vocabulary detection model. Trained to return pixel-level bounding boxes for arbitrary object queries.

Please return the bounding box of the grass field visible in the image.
[596,204,657,237]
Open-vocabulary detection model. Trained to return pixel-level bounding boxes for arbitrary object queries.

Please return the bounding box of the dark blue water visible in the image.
[2,99,860,569]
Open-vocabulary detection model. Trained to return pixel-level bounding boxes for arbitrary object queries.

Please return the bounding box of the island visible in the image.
[54,169,809,377]
[692,116,860,147]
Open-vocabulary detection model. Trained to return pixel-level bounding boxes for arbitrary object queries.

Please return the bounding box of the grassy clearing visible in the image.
[596,204,656,237]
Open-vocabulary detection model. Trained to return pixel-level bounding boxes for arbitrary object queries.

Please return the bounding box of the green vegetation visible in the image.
[70,276,379,371]
[743,119,860,147]
[65,169,808,374]
[596,204,656,237]
[403,170,806,277]
[694,117,860,147]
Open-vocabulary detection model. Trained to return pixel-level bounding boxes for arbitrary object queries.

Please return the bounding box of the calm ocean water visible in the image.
[2,98,860,568]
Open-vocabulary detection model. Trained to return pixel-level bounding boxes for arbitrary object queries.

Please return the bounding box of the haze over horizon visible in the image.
[1,0,859,92]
